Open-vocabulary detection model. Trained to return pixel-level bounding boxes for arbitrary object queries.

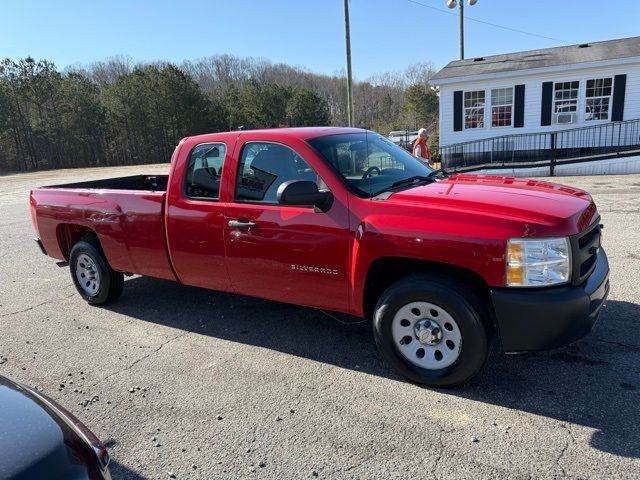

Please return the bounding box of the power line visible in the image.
[404,0,574,45]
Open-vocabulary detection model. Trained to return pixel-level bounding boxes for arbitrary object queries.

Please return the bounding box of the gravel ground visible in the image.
[1,165,639,480]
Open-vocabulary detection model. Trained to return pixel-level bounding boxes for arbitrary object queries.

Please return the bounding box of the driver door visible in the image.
[224,141,351,311]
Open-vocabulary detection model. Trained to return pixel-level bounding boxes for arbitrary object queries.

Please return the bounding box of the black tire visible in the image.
[373,272,489,387]
[69,236,124,305]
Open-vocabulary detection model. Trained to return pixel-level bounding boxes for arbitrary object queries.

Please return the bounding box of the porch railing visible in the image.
[439,118,640,174]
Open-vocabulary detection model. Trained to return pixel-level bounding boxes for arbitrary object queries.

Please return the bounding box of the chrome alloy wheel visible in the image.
[391,301,462,369]
[75,253,101,295]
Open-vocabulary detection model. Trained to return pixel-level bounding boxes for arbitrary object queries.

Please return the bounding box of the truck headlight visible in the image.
[506,237,571,287]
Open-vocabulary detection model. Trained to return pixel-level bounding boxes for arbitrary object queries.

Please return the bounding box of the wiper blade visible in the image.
[389,175,433,189]
[370,175,433,197]
[427,168,449,178]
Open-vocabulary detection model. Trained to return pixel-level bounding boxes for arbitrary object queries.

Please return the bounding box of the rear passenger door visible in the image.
[165,141,232,291]
[224,140,351,311]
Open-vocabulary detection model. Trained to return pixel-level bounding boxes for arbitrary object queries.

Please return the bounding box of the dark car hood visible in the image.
[0,375,104,480]
[387,174,597,234]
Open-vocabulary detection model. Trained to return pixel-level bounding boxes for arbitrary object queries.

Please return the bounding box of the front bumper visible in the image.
[491,248,610,352]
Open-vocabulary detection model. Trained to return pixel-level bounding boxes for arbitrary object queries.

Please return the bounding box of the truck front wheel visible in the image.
[69,238,124,305]
[373,273,489,387]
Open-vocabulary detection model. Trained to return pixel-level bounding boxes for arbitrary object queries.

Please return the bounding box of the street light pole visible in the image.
[447,0,477,60]
[344,0,354,127]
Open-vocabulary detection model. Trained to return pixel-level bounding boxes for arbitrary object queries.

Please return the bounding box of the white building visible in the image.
[431,36,640,173]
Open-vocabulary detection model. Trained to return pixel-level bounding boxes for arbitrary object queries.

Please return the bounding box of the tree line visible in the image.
[0,55,439,173]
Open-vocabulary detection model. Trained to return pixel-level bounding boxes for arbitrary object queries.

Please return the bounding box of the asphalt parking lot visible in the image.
[1,165,639,479]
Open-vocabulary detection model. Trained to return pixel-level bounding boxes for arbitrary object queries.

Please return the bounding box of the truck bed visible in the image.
[30,175,176,282]
[50,174,169,191]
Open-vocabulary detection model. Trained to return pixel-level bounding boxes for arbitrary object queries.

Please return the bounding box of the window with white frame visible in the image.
[464,90,485,129]
[585,77,612,121]
[553,81,579,113]
[491,87,513,127]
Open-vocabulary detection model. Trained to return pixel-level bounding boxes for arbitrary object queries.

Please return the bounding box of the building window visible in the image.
[491,87,513,127]
[585,78,612,121]
[553,81,579,113]
[464,90,485,129]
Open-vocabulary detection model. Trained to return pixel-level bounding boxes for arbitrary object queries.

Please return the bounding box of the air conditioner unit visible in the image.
[554,112,576,124]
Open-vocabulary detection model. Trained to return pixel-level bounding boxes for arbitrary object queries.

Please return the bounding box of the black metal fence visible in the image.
[440,118,640,173]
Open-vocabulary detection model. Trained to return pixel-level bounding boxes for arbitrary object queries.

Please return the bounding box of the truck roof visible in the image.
[184,126,366,144]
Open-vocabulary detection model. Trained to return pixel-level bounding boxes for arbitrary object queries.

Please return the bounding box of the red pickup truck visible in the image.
[30,127,609,386]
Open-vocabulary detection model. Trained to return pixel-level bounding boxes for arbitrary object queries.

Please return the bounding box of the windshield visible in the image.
[307,132,433,197]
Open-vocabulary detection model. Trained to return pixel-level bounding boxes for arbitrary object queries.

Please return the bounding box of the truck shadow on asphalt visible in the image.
[107,276,640,460]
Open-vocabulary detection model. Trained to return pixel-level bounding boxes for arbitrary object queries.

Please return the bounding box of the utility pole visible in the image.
[344,0,354,127]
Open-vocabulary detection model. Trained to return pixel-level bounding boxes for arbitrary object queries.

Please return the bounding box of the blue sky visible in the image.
[1,0,639,79]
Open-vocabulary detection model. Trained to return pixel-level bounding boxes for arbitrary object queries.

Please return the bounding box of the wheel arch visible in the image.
[363,257,495,325]
[56,223,99,261]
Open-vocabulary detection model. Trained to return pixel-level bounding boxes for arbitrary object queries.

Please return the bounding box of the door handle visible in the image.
[228,219,256,229]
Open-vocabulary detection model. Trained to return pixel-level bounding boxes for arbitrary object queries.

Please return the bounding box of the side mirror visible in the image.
[277,180,333,212]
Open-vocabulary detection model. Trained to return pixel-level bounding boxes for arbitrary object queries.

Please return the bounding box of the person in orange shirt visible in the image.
[412,128,432,165]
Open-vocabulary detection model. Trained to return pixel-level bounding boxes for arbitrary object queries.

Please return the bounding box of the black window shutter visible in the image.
[540,82,553,126]
[611,74,626,121]
[453,90,463,132]
[514,84,525,128]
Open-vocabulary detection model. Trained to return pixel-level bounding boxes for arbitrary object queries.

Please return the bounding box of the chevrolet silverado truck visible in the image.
[30,127,610,386]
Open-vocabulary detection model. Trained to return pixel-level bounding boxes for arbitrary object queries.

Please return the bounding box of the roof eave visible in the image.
[431,55,640,86]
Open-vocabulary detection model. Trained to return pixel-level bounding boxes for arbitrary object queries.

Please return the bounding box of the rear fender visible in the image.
[56,224,96,261]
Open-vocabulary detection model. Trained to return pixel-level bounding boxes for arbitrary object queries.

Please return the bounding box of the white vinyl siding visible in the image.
[438,61,640,147]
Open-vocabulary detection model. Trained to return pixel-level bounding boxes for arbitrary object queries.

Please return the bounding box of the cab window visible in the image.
[235,142,325,204]
[184,143,226,200]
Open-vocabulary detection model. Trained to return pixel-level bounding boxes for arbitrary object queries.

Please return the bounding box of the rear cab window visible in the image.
[184,143,226,200]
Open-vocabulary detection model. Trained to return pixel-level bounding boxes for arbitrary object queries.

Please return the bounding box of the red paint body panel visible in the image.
[30,127,599,318]
[346,175,595,315]
[30,189,176,281]
[222,133,352,310]
[164,134,237,290]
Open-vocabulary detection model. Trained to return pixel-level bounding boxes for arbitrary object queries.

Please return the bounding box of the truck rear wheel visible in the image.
[373,273,489,387]
[69,237,124,305]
